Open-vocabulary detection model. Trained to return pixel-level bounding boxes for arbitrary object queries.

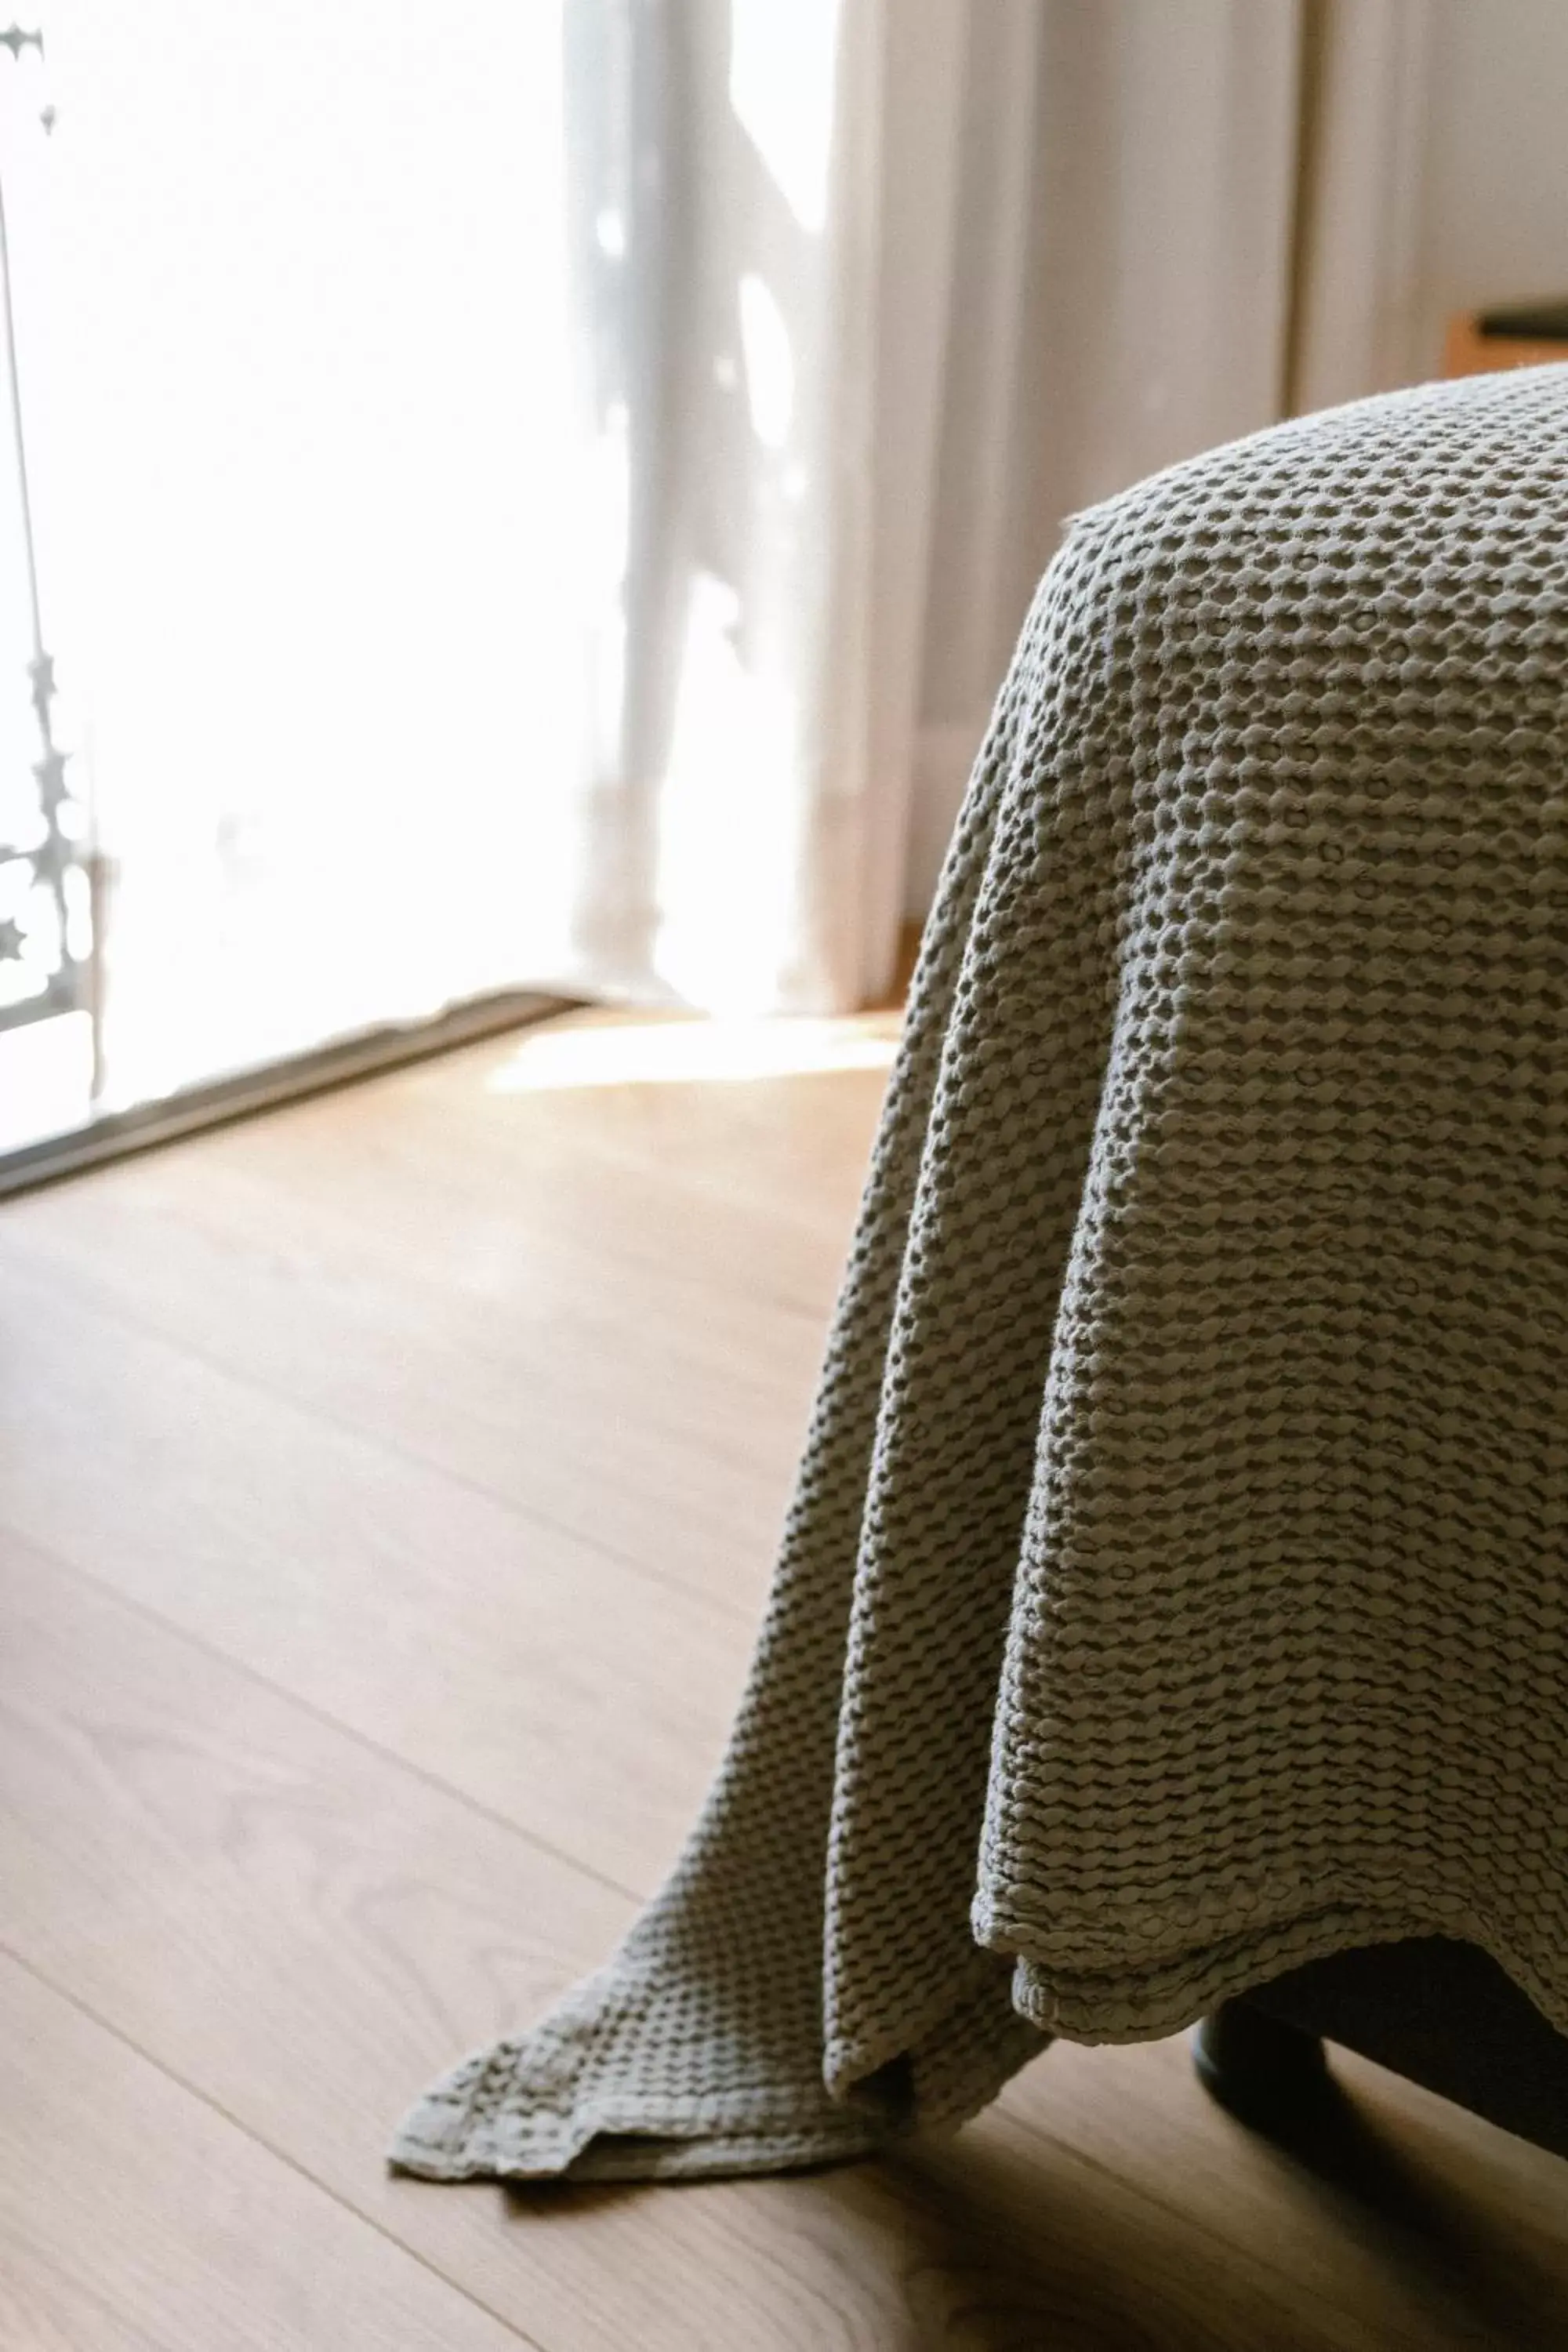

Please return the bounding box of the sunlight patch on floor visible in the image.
[485,1009,901,1092]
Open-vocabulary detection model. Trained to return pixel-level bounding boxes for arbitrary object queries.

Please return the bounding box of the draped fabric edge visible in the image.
[389,375,1568,2183]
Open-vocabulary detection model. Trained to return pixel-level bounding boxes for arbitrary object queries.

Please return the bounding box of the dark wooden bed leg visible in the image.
[1192,2001,1334,2132]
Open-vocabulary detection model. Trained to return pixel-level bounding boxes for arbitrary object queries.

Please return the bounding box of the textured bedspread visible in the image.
[393,367,1568,2183]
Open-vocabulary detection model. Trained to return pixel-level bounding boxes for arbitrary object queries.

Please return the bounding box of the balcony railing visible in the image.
[1,19,91,1044]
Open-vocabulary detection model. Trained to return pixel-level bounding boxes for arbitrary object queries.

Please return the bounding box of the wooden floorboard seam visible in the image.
[0,1936,552,2352]
[0,1231,767,1632]
[0,1519,643,1909]
[996,2088,1437,2352]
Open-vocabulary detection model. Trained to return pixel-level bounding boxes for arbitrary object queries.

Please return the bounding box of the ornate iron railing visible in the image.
[1,20,87,1037]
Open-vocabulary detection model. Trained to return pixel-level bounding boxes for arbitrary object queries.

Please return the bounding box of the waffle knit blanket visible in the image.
[393,368,1568,2183]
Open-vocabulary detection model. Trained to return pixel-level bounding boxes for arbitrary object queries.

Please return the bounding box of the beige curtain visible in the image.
[905,0,1433,915]
[1287,0,1434,416]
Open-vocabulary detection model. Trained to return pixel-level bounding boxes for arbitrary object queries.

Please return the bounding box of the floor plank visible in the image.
[0,1951,535,2352]
[5,1525,1345,2352]
[0,1013,892,1622]
[4,1528,1563,2351]
[0,1117,818,1618]
[0,1255,750,1897]
[0,1530,931,2352]
[187,1011,887,1316]
[3,1005,1566,2351]
[1001,2038,1568,2351]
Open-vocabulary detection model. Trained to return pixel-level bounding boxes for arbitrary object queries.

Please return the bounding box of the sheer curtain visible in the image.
[537,0,1434,999]
[40,0,588,1115]
[548,0,968,1014]
[20,0,1430,1149]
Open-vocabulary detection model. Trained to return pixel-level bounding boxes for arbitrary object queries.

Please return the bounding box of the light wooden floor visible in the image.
[2,1004,1566,2352]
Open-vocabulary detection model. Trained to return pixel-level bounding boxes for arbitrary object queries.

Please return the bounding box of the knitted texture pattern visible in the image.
[392,368,1568,2183]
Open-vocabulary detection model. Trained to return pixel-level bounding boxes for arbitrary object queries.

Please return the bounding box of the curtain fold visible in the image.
[1285,0,1433,416]
[554,0,968,1014]
[905,0,1433,918]
[559,0,1407,989]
